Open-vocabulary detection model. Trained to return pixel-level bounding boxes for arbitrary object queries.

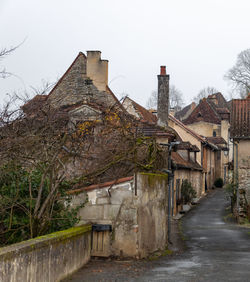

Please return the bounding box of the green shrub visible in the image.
[214,178,223,188]
[224,182,237,212]
[181,180,196,204]
[0,162,84,247]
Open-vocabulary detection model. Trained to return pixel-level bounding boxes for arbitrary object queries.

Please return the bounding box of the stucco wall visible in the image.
[73,173,168,258]
[0,225,91,282]
[86,51,108,92]
[173,169,203,215]
[136,173,168,258]
[186,121,220,138]
[221,120,229,143]
[168,119,202,165]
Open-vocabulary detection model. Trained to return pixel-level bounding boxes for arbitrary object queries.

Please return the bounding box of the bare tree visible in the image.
[169,85,184,111]
[225,48,250,98]
[0,91,166,245]
[146,85,184,110]
[146,90,157,109]
[192,86,218,104]
[0,45,20,79]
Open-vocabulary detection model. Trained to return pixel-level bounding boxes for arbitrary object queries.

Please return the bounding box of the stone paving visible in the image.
[64,189,250,282]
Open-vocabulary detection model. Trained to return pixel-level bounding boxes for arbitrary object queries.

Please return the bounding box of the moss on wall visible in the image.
[0,225,91,259]
[0,225,91,282]
[139,172,168,188]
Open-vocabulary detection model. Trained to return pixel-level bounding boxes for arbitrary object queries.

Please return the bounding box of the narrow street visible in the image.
[64,189,250,282]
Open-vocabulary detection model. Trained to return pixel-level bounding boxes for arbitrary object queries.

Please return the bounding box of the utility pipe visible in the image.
[160,141,180,244]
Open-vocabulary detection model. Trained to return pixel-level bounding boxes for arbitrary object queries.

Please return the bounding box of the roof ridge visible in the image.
[48,52,86,97]
[169,114,205,143]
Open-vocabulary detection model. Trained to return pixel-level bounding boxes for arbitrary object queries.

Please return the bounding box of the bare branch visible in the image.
[224,48,250,98]
[192,86,218,104]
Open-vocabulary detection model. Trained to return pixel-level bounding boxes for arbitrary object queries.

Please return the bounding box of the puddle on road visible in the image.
[152,260,201,274]
[213,221,225,225]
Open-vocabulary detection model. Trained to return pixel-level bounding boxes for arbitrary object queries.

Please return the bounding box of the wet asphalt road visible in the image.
[64,189,250,282]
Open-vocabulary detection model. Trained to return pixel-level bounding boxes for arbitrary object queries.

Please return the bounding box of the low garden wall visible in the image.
[0,225,91,282]
[70,173,168,258]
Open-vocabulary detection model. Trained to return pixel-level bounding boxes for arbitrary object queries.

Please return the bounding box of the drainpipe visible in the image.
[161,141,180,244]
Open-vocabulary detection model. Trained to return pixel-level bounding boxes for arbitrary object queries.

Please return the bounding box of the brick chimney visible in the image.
[157,66,169,127]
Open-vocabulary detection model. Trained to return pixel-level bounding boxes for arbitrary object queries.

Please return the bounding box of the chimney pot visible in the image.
[160,66,166,76]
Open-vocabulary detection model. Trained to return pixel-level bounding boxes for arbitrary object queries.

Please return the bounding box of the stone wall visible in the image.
[0,225,91,282]
[71,173,168,258]
[157,68,169,127]
[47,52,116,110]
[238,140,250,203]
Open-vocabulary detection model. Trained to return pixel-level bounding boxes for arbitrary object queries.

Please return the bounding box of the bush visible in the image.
[0,162,83,247]
[224,182,237,213]
[214,178,223,188]
[181,180,197,204]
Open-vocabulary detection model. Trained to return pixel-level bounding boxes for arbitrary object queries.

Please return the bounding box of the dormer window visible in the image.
[85,79,93,85]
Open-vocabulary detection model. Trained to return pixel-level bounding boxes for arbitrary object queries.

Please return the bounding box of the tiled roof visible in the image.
[207,92,229,109]
[230,95,250,138]
[169,114,219,150]
[139,123,176,139]
[175,102,196,121]
[205,136,228,150]
[169,114,206,143]
[122,97,176,140]
[171,151,203,171]
[183,98,221,125]
[123,97,157,124]
[68,176,134,194]
[205,136,227,145]
[176,141,200,152]
[216,108,230,114]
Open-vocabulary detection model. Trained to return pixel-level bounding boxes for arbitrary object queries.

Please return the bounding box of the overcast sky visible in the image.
[1,0,250,107]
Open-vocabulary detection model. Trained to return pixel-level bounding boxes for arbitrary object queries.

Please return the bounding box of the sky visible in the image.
[0,0,250,107]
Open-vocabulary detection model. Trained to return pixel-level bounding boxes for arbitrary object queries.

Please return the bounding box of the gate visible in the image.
[91,224,112,257]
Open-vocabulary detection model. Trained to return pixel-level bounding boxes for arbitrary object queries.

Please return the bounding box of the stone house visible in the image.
[168,114,219,198]
[183,93,230,183]
[22,51,177,258]
[230,94,250,217]
[22,51,135,183]
[171,142,203,215]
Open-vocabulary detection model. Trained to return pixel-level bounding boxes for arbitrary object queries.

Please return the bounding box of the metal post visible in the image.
[168,177,172,243]
[172,177,175,216]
